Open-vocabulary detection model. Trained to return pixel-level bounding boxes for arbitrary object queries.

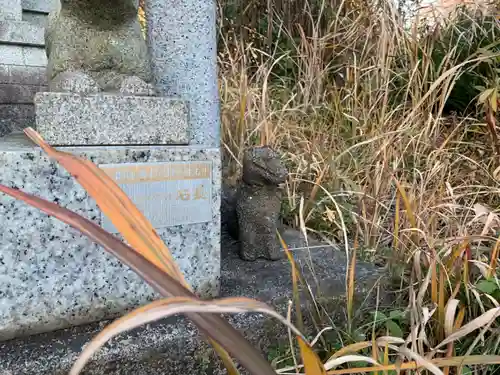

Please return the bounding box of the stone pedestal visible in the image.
[0,133,221,341]
[145,0,221,147]
[34,93,190,145]
[0,0,223,351]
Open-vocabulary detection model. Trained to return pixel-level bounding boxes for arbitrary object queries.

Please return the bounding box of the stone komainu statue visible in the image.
[235,146,289,261]
[45,0,155,96]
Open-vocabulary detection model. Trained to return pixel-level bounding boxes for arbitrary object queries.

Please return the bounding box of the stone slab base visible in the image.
[0,229,389,375]
[34,92,190,146]
[0,134,221,341]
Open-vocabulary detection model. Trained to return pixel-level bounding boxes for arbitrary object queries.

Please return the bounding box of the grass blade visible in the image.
[392,178,417,230]
[347,246,357,333]
[488,235,500,279]
[438,267,446,341]
[278,231,326,374]
[444,299,460,338]
[278,230,305,332]
[325,355,380,371]
[327,338,406,361]
[71,296,306,375]
[434,307,500,350]
[398,347,444,375]
[394,192,400,251]
[326,355,500,375]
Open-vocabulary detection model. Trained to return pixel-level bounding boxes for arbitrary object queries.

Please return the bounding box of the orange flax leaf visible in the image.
[0,184,272,375]
[24,127,186,285]
[21,129,244,375]
[85,167,180,276]
[298,336,327,375]
[93,165,185,279]
[71,296,305,375]
[36,155,172,270]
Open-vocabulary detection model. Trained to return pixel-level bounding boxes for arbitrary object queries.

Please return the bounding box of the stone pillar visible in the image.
[0,0,222,343]
[0,0,22,20]
[145,0,221,147]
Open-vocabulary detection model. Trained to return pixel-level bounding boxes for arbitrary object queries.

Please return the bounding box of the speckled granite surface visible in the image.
[0,134,221,341]
[145,0,220,147]
[34,93,189,146]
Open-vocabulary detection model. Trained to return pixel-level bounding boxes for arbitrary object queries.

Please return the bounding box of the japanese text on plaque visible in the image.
[99,161,213,232]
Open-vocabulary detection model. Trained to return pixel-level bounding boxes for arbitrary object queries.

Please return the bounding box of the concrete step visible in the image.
[0,229,389,375]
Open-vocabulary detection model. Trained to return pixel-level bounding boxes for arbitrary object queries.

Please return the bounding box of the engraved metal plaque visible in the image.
[99,161,213,233]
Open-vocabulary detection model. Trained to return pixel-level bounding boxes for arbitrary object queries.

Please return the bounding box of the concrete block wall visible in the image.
[417,0,494,21]
[0,0,54,135]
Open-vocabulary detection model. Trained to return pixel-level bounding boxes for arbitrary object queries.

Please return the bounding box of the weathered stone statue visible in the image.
[235,146,289,261]
[45,0,155,96]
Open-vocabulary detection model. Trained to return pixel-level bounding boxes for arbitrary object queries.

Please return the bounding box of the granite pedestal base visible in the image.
[0,134,221,341]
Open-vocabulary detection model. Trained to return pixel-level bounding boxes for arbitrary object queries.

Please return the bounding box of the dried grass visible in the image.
[217,0,500,370]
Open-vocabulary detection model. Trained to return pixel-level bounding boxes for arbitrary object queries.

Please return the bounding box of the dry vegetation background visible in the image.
[136,0,500,372]
[216,0,500,369]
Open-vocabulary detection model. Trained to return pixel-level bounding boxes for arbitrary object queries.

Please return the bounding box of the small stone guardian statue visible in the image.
[236,146,289,261]
[45,0,155,95]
